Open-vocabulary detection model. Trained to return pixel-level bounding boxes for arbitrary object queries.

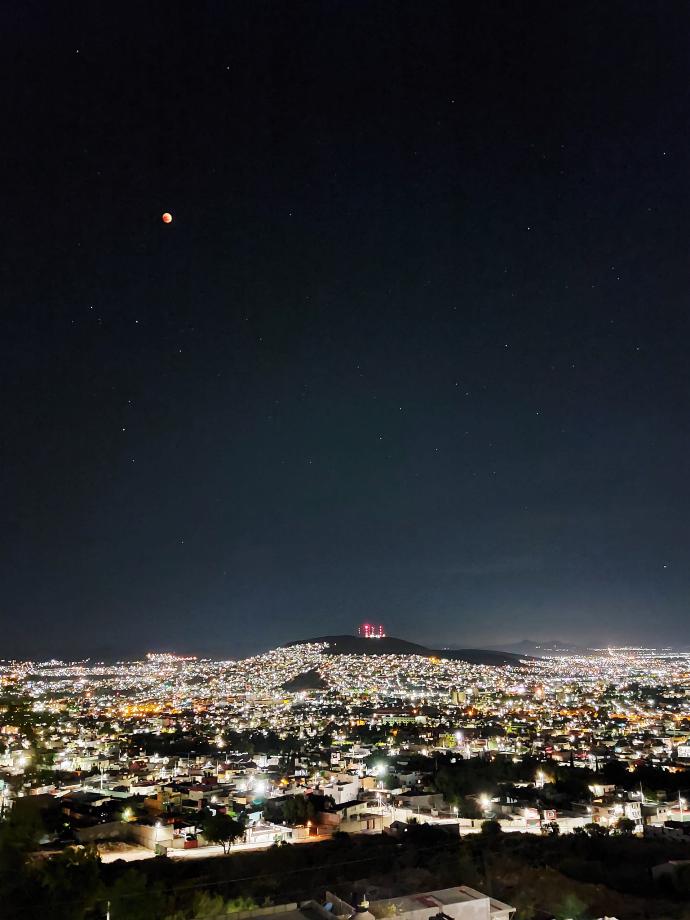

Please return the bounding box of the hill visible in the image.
[437,647,526,666]
[281,668,329,692]
[287,635,524,666]
[488,639,592,657]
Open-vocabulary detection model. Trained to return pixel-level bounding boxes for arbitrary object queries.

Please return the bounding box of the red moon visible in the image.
[161,212,173,224]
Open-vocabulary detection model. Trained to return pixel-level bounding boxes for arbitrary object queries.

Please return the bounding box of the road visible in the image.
[99,834,330,864]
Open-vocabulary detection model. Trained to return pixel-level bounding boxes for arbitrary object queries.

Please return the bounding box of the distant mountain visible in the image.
[287,635,525,666]
[488,639,592,657]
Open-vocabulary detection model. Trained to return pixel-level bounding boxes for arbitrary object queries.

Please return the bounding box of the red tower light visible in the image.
[358,622,385,638]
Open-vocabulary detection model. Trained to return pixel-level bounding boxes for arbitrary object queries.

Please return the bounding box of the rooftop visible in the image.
[369,886,514,919]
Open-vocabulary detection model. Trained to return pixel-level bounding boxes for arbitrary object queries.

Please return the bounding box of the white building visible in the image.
[363,886,514,920]
[246,887,514,920]
[321,773,361,805]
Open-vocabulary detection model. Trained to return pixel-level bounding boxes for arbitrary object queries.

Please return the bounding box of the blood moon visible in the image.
[161,212,173,224]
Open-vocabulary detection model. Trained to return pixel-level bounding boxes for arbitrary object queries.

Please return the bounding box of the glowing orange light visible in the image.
[161,212,173,224]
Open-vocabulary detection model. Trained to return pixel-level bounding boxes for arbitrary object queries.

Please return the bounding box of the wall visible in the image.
[75,821,129,844]
[128,822,174,850]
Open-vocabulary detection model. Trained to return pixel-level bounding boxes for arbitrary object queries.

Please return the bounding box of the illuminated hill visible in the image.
[287,634,524,666]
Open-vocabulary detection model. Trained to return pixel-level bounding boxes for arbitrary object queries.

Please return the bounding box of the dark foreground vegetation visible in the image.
[3,814,690,920]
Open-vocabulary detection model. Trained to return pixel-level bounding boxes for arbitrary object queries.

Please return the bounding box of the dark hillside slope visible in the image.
[287,635,525,666]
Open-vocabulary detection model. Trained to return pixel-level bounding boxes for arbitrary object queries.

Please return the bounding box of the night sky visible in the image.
[3,2,690,660]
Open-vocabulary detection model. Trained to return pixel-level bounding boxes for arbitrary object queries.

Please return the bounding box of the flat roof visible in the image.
[370,886,513,914]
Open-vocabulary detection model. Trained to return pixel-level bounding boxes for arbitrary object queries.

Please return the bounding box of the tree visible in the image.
[600,759,629,786]
[189,891,227,918]
[0,808,42,916]
[541,820,560,836]
[480,819,502,840]
[457,796,483,819]
[283,795,309,824]
[31,845,103,920]
[615,816,636,835]
[673,862,690,895]
[108,868,165,920]
[201,812,246,853]
[582,821,609,837]
[554,892,587,920]
[457,844,480,888]
[282,793,333,825]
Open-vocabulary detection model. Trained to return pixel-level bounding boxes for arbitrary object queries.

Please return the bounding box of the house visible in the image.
[394,792,446,812]
[241,886,514,920]
[322,774,361,805]
[337,803,383,834]
[365,886,514,920]
[645,821,690,841]
[642,802,669,825]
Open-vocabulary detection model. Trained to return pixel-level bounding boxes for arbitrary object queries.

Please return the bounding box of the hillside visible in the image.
[438,647,526,666]
[287,635,525,666]
[281,668,329,692]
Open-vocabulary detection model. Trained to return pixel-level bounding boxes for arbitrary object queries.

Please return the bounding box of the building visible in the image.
[244,886,514,920]
[363,887,514,920]
[321,773,361,805]
[336,802,384,834]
